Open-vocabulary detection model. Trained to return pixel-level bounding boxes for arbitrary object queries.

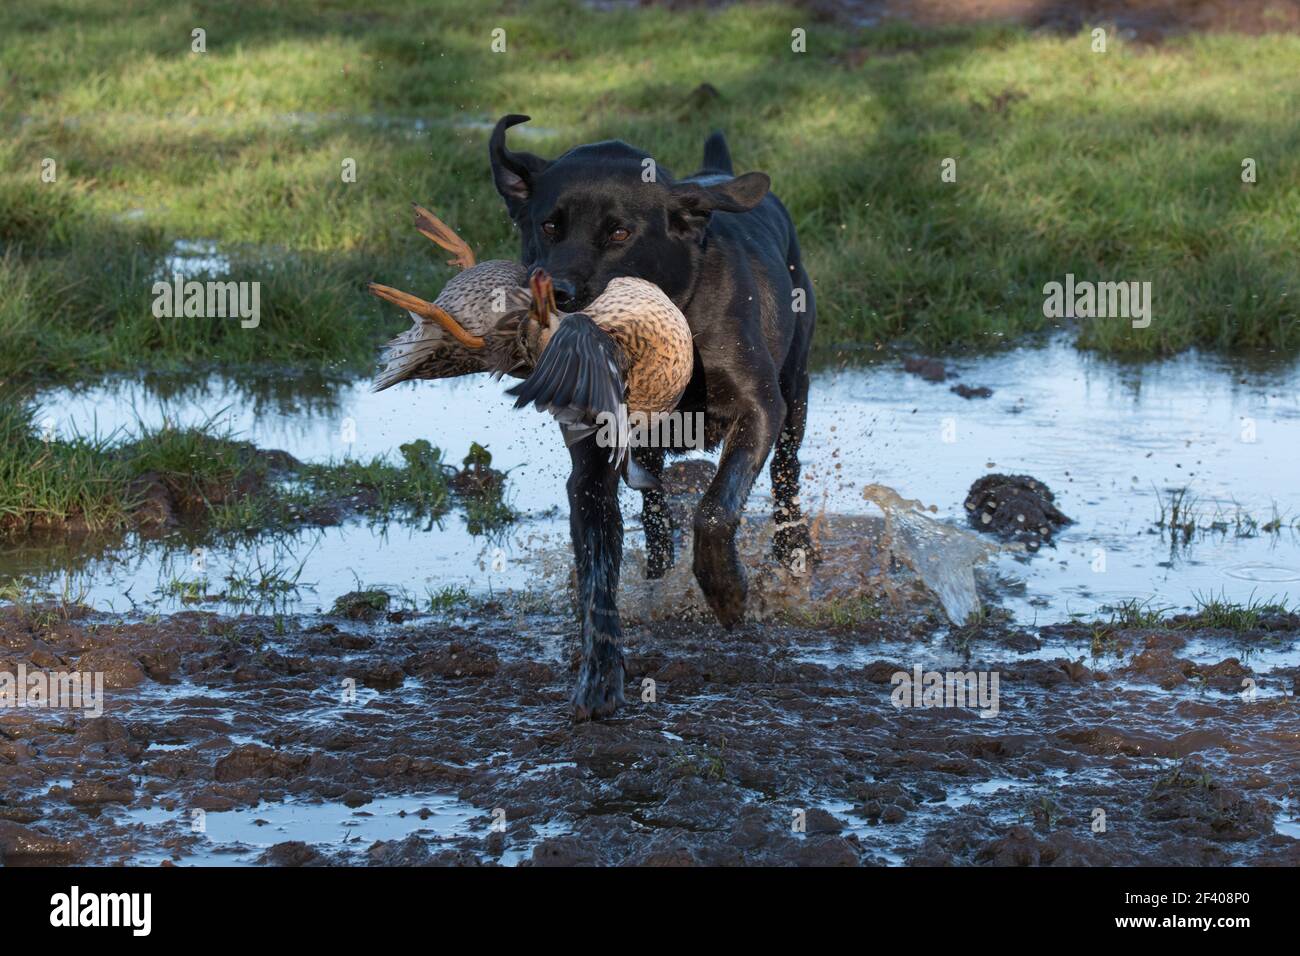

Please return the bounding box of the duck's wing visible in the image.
[504,312,630,466]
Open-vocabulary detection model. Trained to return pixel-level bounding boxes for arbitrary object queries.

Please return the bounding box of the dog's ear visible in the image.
[668,172,770,234]
[489,114,551,216]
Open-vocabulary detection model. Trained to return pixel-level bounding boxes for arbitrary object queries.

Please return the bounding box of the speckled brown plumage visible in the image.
[520,277,694,414]
[372,259,530,390]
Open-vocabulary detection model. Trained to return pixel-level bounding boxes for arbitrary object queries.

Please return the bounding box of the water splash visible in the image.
[861,484,1002,625]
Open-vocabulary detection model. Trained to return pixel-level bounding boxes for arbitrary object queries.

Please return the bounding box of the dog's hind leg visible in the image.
[567,431,626,720]
[772,345,815,568]
[635,445,673,579]
[771,362,815,568]
[773,256,817,569]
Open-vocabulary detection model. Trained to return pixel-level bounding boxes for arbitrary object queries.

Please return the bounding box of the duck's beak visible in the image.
[367,281,485,349]
[412,203,476,271]
[528,270,556,329]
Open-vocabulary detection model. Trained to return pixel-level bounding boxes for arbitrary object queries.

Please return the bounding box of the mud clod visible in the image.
[330,590,391,621]
[902,356,952,382]
[964,473,1071,550]
[259,840,325,867]
[0,820,80,864]
[67,780,135,806]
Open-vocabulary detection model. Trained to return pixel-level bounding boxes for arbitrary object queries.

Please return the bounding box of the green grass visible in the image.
[1153,486,1300,544]
[299,438,452,520]
[0,394,466,536]
[0,396,273,534]
[782,592,883,628]
[424,585,473,612]
[0,394,137,533]
[0,0,1297,387]
[1187,590,1293,632]
[1089,591,1294,642]
[329,587,391,619]
[121,418,264,510]
[1105,596,1176,630]
[0,574,91,628]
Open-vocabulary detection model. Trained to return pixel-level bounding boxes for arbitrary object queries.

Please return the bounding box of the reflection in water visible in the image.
[11,339,1300,622]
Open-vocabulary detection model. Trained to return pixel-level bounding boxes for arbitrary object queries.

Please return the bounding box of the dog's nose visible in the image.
[551,277,579,311]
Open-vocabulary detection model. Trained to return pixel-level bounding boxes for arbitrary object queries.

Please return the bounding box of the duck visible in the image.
[368,204,530,390]
[504,270,695,490]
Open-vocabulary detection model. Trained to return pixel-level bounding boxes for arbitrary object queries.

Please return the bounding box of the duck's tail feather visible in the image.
[372,316,439,391]
[505,313,630,468]
[372,312,488,391]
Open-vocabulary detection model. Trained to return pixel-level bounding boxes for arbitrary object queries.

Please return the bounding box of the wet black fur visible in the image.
[489,114,816,719]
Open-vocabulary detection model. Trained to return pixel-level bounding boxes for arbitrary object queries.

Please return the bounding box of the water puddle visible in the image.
[162,239,230,276]
[12,338,1300,623]
[116,792,562,866]
[9,520,564,615]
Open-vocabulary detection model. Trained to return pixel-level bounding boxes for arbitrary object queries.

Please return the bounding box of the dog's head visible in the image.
[489,114,769,312]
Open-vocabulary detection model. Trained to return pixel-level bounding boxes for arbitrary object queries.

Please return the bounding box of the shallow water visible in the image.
[116,792,561,866]
[14,338,1300,623]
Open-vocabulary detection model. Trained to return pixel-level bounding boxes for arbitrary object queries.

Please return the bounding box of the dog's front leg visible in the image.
[693,395,784,628]
[567,431,626,720]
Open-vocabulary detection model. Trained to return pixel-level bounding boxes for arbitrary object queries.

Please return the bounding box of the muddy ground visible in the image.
[2,589,1297,866]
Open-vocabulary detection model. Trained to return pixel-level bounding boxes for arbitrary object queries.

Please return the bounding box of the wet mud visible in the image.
[964,473,1072,551]
[8,342,1300,865]
[2,581,1296,867]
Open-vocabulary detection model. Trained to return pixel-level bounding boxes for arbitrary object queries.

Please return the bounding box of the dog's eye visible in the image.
[541,221,558,237]
[609,226,630,243]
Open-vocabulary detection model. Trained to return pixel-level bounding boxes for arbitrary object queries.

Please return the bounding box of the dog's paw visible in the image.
[706,581,747,629]
[694,534,748,629]
[570,642,625,721]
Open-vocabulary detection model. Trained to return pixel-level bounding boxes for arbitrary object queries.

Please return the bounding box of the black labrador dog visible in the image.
[489,114,816,719]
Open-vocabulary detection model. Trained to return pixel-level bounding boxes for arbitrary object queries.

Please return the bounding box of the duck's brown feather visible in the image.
[372,260,529,390]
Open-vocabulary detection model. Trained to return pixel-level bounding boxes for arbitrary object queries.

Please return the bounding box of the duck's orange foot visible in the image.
[412,203,476,271]
[367,281,485,349]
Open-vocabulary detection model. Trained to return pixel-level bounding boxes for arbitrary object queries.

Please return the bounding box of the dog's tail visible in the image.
[702,130,734,175]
